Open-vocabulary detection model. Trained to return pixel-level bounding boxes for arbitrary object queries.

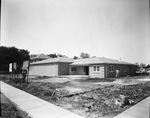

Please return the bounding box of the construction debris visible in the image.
[1,76,150,118]
[114,95,135,107]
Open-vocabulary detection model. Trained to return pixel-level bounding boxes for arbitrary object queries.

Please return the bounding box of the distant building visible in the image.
[30,53,50,63]
[29,57,137,78]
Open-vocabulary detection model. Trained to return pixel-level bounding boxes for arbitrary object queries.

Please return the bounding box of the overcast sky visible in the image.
[1,0,149,64]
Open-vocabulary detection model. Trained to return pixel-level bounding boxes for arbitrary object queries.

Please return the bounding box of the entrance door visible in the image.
[84,66,89,75]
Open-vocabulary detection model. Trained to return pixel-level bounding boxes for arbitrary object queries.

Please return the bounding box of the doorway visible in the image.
[84,66,89,75]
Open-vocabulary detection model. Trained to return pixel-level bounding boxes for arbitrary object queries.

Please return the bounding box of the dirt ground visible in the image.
[0,75,150,118]
[30,75,150,95]
[1,93,31,118]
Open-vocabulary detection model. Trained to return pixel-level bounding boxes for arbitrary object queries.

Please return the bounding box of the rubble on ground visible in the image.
[114,94,135,107]
[0,76,150,118]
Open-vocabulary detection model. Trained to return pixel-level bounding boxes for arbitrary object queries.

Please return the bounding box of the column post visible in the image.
[69,66,72,75]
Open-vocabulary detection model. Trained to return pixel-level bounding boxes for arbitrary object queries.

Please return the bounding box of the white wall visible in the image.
[89,65,105,78]
[29,63,58,76]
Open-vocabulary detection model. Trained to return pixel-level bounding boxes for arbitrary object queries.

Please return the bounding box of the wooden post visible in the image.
[26,69,29,84]
[11,71,13,80]
[9,72,10,79]
[26,60,30,84]
[22,60,30,84]
[17,69,18,80]
[14,70,15,80]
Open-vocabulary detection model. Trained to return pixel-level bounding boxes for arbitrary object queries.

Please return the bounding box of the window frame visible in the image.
[117,65,121,71]
[71,67,76,71]
[97,66,100,71]
[109,65,114,72]
[93,65,100,72]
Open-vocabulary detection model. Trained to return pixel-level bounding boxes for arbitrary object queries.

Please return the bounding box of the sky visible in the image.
[1,0,150,64]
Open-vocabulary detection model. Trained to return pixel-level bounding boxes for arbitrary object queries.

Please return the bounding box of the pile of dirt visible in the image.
[59,82,150,118]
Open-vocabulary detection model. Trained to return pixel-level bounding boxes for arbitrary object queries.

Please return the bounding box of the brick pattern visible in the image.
[106,64,136,78]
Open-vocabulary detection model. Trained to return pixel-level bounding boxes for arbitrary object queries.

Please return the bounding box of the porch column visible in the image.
[69,66,72,75]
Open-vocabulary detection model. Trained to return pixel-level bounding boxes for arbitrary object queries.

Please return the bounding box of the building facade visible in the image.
[29,57,137,78]
[29,57,74,76]
[69,57,137,78]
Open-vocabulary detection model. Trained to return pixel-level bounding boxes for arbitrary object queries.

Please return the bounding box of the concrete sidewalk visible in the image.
[114,96,150,118]
[0,81,84,118]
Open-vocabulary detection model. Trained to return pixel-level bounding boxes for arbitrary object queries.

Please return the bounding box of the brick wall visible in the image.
[106,64,136,78]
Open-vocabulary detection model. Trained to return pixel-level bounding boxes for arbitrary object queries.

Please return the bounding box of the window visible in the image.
[117,65,120,71]
[71,68,76,71]
[97,66,100,71]
[93,66,100,71]
[94,66,96,71]
[109,65,114,72]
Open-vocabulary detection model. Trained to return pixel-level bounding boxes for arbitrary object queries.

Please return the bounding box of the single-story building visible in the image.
[70,57,137,78]
[29,57,74,76]
[29,57,137,78]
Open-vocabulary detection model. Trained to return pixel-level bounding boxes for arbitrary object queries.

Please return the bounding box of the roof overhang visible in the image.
[70,63,136,66]
[70,64,89,66]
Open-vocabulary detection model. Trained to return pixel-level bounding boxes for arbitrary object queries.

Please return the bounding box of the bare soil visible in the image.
[0,75,150,118]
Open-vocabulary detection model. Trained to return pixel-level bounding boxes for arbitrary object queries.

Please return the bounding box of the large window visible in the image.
[109,65,114,72]
[93,66,100,71]
[71,68,76,71]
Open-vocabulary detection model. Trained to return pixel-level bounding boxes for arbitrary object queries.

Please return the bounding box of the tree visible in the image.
[135,62,139,65]
[0,46,30,72]
[57,53,65,57]
[47,53,57,58]
[47,53,67,58]
[73,56,79,59]
[80,52,90,58]
[146,64,150,68]
[139,63,146,68]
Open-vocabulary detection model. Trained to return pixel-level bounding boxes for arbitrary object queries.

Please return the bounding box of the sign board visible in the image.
[9,63,12,72]
[22,60,30,70]
[13,63,17,70]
